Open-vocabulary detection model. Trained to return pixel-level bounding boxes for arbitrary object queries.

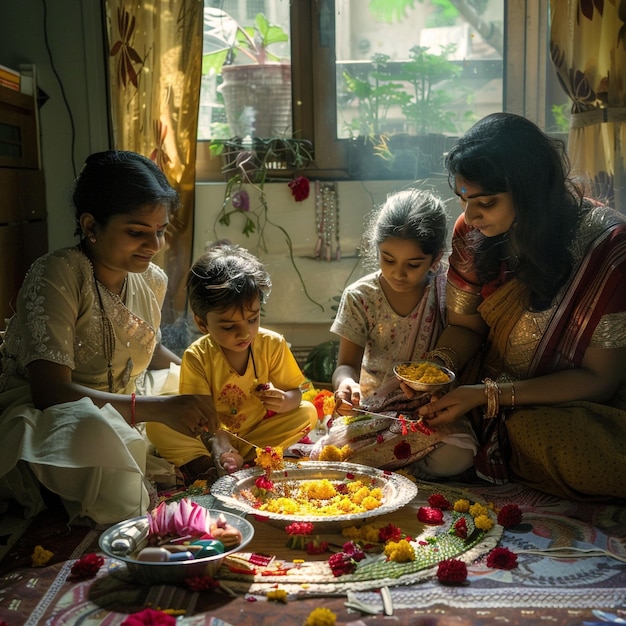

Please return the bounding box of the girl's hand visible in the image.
[335,379,361,409]
[417,385,485,426]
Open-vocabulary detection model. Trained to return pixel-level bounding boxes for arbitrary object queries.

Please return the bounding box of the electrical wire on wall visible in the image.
[41,0,78,179]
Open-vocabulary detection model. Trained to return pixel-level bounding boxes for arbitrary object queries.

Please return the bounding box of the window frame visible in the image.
[196,0,550,182]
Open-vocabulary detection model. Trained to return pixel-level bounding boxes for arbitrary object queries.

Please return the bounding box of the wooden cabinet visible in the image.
[0,84,47,325]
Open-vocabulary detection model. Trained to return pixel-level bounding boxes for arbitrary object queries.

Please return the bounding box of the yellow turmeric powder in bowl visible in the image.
[393,360,455,392]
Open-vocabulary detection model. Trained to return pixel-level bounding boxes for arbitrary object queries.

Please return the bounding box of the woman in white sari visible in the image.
[0,151,216,526]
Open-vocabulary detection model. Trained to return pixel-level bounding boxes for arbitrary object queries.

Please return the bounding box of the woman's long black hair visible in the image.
[445,113,584,310]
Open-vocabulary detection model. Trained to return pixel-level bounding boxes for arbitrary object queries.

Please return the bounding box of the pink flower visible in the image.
[486,547,518,570]
[497,504,523,528]
[69,553,105,581]
[231,189,250,211]
[437,558,468,584]
[417,506,445,525]
[121,608,176,625]
[288,176,310,201]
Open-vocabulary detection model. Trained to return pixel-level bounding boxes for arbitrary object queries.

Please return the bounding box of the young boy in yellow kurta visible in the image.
[146,242,317,483]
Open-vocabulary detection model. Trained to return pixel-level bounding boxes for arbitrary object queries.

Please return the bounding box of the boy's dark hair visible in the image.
[187,241,272,319]
[361,188,448,269]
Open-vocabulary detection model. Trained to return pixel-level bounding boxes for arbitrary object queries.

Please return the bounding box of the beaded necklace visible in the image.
[93,275,128,393]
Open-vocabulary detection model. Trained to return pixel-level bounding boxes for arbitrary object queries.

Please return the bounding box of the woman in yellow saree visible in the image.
[417,113,626,502]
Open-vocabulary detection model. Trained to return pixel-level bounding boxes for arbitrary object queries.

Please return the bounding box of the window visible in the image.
[196,0,567,181]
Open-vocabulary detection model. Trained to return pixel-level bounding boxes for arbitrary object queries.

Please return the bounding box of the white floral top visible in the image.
[330,269,447,411]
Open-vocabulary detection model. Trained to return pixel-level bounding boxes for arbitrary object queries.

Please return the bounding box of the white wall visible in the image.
[195,178,461,347]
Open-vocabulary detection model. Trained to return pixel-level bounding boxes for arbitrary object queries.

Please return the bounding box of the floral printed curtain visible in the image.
[103,0,203,324]
[550,0,626,214]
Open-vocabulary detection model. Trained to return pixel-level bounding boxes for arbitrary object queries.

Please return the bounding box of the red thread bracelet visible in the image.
[131,392,136,428]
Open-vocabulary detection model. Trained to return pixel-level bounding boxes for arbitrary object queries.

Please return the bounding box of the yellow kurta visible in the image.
[146,328,317,466]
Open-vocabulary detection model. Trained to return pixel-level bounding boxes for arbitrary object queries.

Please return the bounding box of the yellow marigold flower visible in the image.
[255,446,284,472]
[469,502,489,518]
[31,545,54,567]
[302,386,321,403]
[318,445,344,462]
[362,495,382,510]
[474,514,494,531]
[267,588,288,603]
[304,607,337,626]
[322,395,336,416]
[360,524,383,543]
[190,479,208,489]
[369,487,383,500]
[342,526,361,539]
[454,498,470,513]
[384,539,415,563]
[301,479,336,500]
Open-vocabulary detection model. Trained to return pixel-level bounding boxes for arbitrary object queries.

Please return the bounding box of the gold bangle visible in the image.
[510,382,515,409]
[483,378,500,419]
[423,348,458,372]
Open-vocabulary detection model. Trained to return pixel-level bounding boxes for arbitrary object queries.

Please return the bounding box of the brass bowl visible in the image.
[99,509,254,585]
[393,360,455,393]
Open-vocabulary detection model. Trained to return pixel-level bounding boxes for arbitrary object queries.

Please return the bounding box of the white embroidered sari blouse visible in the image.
[0,247,167,394]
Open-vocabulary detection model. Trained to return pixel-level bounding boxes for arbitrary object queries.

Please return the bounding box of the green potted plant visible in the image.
[203,8,292,138]
[342,44,473,179]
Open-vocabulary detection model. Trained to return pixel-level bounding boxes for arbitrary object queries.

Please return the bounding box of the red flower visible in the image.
[417,506,445,525]
[286,522,314,536]
[453,517,468,539]
[437,558,467,584]
[486,547,518,570]
[185,575,220,591]
[121,608,177,626]
[376,434,384,444]
[497,504,523,528]
[328,541,365,577]
[378,523,402,543]
[427,493,451,510]
[288,176,310,201]
[255,475,274,490]
[393,440,412,460]
[68,553,104,581]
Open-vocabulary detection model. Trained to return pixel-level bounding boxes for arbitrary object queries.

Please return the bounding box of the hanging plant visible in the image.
[209,137,323,312]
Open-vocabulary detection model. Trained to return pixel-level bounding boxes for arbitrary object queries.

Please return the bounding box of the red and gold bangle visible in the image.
[482,378,500,419]
[131,392,137,428]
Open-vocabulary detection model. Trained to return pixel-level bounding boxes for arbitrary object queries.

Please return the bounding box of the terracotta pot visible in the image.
[219,64,292,138]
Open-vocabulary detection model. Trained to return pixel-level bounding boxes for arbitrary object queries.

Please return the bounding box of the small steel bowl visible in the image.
[99,509,254,585]
[394,360,455,393]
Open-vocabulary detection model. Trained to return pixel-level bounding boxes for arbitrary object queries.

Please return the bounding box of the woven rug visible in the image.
[1,479,625,625]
